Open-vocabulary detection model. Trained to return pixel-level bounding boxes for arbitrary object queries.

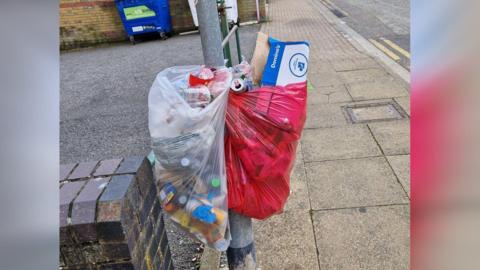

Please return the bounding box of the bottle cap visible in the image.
[181,158,190,167]
[178,195,187,205]
[211,178,221,188]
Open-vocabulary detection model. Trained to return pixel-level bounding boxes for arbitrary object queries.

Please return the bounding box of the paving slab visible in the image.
[338,68,389,84]
[295,142,304,165]
[312,205,410,270]
[394,96,410,116]
[253,210,319,270]
[327,89,353,103]
[387,155,410,197]
[308,84,352,105]
[309,60,337,74]
[307,90,329,105]
[305,103,348,129]
[301,126,381,162]
[346,77,409,101]
[310,72,344,88]
[305,157,408,210]
[330,57,380,72]
[284,162,310,211]
[369,120,410,155]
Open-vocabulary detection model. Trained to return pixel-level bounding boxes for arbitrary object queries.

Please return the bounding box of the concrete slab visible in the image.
[295,142,304,165]
[305,103,348,129]
[301,126,381,162]
[305,157,408,210]
[284,163,311,211]
[285,144,310,211]
[369,120,410,155]
[338,68,389,84]
[308,84,352,105]
[312,205,410,270]
[346,77,409,101]
[310,72,344,87]
[394,96,410,116]
[387,155,410,197]
[254,210,319,270]
[307,91,329,105]
[330,57,380,72]
[328,89,353,103]
[309,60,337,74]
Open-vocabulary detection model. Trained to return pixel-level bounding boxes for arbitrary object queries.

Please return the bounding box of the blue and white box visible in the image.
[261,38,310,86]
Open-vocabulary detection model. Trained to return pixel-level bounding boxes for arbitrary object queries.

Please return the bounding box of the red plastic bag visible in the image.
[225,82,307,219]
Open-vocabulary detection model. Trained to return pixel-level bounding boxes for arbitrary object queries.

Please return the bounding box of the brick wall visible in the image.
[169,0,268,33]
[59,156,173,270]
[60,0,126,50]
[60,0,267,50]
[168,0,197,33]
[238,0,267,23]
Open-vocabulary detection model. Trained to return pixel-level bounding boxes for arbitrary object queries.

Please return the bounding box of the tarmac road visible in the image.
[322,0,410,70]
[60,25,259,164]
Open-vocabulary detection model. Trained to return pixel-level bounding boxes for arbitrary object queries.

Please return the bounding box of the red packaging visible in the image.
[225,82,307,219]
[189,67,215,86]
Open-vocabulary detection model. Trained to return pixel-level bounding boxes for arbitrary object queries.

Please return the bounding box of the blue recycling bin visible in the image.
[115,0,172,44]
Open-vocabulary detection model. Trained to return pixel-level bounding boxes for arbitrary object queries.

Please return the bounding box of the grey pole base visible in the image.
[196,0,225,67]
[227,211,256,270]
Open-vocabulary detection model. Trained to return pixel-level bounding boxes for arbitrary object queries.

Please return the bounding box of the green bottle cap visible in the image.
[211,178,221,188]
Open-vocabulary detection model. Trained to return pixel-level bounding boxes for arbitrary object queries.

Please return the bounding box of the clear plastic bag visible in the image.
[148,66,231,251]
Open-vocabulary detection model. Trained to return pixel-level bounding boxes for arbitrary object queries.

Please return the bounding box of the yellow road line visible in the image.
[369,39,401,61]
[381,38,410,59]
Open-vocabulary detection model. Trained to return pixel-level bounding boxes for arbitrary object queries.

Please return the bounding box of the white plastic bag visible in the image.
[148,66,231,251]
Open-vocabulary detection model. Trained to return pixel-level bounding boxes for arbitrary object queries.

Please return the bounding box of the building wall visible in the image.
[60,0,126,50]
[60,0,267,50]
[238,0,267,23]
[169,0,267,33]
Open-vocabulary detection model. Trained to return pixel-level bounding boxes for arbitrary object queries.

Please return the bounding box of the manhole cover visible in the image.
[343,101,407,124]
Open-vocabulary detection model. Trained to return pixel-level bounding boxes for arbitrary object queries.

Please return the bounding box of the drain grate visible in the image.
[343,101,407,124]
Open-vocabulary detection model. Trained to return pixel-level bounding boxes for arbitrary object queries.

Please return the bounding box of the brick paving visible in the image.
[253,0,410,269]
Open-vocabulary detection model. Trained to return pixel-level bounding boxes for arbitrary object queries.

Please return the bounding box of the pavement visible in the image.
[324,0,410,70]
[253,0,410,269]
